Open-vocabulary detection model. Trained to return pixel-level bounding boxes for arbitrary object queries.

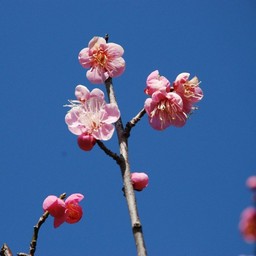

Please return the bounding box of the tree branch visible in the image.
[17,193,66,256]
[0,244,13,256]
[96,140,121,164]
[105,77,147,256]
[124,108,146,138]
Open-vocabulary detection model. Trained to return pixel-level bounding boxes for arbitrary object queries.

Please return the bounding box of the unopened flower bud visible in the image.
[77,133,96,151]
[131,172,149,191]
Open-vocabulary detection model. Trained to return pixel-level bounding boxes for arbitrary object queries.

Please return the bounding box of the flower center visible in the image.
[79,98,105,133]
[153,99,180,121]
[65,203,83,224]
[93,49,108,67]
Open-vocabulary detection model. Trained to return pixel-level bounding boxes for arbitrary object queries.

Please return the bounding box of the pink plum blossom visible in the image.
[65,85,120,141]
[78,36,125,84]
[144,71,203,130]
[144,70,170,96]
[173,72,203,114]
[239,207,256,243]
[43,193,84,228]
[144,90,187,130]
[131,172,149,191]
[246,176,256,191]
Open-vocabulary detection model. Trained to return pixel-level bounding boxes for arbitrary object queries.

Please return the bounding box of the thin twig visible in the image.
[105,77,147,256]
[96,140,121,164]
[18,193,66,256]
[124,108,146,138]
[0,244,13,256]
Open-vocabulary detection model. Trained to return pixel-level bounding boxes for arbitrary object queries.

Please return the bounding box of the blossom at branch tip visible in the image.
[65,85,120,141]
[78,36,125,84]
[144,90,187,130]
[239,207,256,243]
[131,172,149,191]
[43,193,84,228]
[144,70,170,96]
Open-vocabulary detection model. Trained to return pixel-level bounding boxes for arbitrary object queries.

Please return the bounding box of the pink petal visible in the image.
[75,85,90,101]
[144,98,154,115]
[43,196,65,218]
[86,67,109,84]
[145,70,170,95]
[42,195,58,211]
[88,36,106,50]
[65,193,84,204]
[90,88,105,100]
[65,110,84,135]
[106,57,125,78]
[102,103,120,123]
[54,215,66,228]
[78,48,91,68]
[93,123,115,140]
[174,72,190,84]
[107,43,124,58]
[149,115,170,130]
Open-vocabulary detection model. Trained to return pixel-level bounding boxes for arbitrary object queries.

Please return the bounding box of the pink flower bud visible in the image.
[131,172,149,191]
[77,133,96,151]
[246,176,256,190]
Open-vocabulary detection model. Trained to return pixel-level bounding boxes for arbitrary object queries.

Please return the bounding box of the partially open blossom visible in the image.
[43,193,84,228]
[78,36,125,84]
[246,176,256,191]
[144,90,187,130]
[77,133,96,151]
[131,172,149,191]
[144,70,170,96]
[239,207,256,243]
[65,85,120,141]
[173,72,203,114]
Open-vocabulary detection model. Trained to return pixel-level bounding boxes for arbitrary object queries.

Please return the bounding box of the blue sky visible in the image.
[1,1,256,255]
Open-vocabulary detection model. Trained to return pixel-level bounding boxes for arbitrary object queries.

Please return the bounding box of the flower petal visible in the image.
[75,85,90,101]
[106,57,125,78]
[78,48,91,68]
[93,123,115,140]
[86,67,109,84]
[102,103,120,123]
[107,43,124,57]
[65,193,84,204]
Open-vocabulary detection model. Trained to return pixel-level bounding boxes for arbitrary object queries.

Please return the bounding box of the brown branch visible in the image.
[105,77,147,256]
[18,193,66,256]
[96,140,121,164]
[124,108,146,138]
[0,244,13,256]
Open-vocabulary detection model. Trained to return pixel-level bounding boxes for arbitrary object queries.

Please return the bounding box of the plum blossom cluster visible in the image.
[79,36,125,84]
[43,193,84,228]
[239,176,256,243]
[65,85,120,150]
[144,70,203,130]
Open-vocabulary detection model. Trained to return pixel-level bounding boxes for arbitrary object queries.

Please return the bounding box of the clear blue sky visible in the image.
[1,1,256,255]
